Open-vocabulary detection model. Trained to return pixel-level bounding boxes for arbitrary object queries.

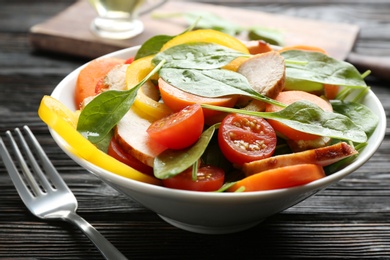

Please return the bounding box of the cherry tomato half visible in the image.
[162,166,225,192]
[146,104,204,150]
[124,57,135,64]
[218,114,277,165]
[107,137,153,175]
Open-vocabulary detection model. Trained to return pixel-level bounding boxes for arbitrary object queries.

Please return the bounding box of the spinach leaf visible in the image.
[284,77,323,92]
[201,140,233,174]
[135,35,174,60]
[159,67,254,97]
[153,11,242,36]
[94,129,113,153]
[248,26,284,46]
[77,60,166,144]
[331,100,379,137]
[182,12,243,35]
[134,22,197,60]
[159,67,284,106]
[202,100,367,143]
[281,50,367,87]
[154,124,218,179]
[152,43,249,69]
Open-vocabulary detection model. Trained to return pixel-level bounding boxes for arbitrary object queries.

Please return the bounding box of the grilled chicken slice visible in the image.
[237,51,285,111]
[115,108,167,167]
[242,142,357,176]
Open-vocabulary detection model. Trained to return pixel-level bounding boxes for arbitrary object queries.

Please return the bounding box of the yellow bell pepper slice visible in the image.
[126,55,172,120]
[161,29,250,54]
[222,57,249,72]
[38,95,161,186]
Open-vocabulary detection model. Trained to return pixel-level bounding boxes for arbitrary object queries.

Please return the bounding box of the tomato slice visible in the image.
[124,57,134,64]
[147,104,204,150]
[107,137,153,175]
[218,114,277,165]
[162,166,225,192]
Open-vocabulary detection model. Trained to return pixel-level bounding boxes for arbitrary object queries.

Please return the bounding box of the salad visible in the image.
[38,28,378,192]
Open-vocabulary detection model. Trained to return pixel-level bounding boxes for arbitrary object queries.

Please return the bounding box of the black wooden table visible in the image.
[1,0,390,259]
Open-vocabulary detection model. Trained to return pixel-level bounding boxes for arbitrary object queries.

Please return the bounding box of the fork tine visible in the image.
[0,132,36,205]
[20,126,70,192]
[6,128,45,197]
[1,126,127,260]
[14,126,55,193]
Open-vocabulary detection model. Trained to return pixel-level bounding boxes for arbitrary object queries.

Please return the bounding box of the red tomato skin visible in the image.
[107,137,153,175]
[95,77,107,94]
[162,166,225,192]
[147,104,204,150]
[218,114,277,165]
[124,57,135,64]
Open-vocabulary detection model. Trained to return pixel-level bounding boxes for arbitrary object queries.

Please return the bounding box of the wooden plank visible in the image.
[29,0,359,60]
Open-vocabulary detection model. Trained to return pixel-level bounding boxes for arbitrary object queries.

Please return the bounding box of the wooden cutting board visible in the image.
[29,0,359,60]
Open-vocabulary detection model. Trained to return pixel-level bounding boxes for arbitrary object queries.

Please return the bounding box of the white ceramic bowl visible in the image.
[50,46,387,234]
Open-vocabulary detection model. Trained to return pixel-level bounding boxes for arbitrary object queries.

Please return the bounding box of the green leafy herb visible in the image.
[135,35,174,60]
[248,26,284,46]
[159,68,284,107]
[201,139,233,174]
[284,77,324,92]
[154,124,218,179]
[152,11,243,36]
[351,85,370,103]
[152,11,285,45]
[135,19,201,60]
[152,42,250,69]
[153,42,284,107]
[334,72,370,102]
[191,160,199,181]
[331,100,378,137]
[281,50,367,87]
[94,129,113,153]
[159,67,251,97]
[202,100,367,143]
[77,60,166,144]
[215,182,237,192]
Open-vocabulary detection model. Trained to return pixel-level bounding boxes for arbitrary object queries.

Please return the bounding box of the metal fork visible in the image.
[0,126,127,260]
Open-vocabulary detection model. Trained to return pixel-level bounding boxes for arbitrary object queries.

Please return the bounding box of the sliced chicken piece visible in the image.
[115,107,167,167]
[287,136,332,153]
[242,142,357,176]
[105,64,129,91]
[79,64,129,108]
[237,51,286,111]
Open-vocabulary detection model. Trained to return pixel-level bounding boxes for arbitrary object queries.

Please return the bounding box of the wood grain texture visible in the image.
[1,0,390,259]
[29,0,359,60]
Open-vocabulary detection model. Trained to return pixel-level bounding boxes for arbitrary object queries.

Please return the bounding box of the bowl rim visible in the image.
[50,45,387,199]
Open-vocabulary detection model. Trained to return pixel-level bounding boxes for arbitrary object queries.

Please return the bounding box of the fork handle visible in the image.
[64,211,128,260]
